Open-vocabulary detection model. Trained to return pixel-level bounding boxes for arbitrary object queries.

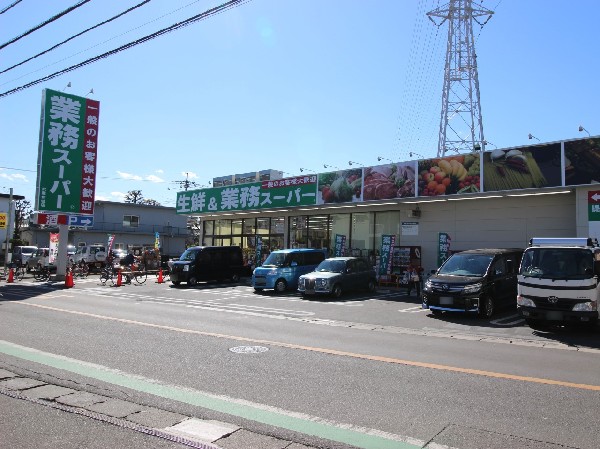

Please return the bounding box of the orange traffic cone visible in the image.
[116,269,122,287]
[64,271,74,288]
[7,268,14,283]
[156,268,164,284]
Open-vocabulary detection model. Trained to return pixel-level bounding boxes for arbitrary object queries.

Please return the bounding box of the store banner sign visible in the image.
[438,232,451,267]
[154,232,161,249]
[588,191,600,221]
[334,234,346,257]
[255,235,263,267]
[49,233,59,264]
[379,234,396,275]
[176,176,317,214]
[36,89,100,215]
[107,234,115,255]
[0,213,6,229]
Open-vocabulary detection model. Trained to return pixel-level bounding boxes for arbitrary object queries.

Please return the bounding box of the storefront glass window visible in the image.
[308,215,329,249]
[215,219,231,236]
[204,220,214,235]
[350,212,374,258]
[289,216,308,247]
[271,217,285,234]
[328,214,351,256]
[232,219,243,235]
[257,218,270,235]
[243,218,255,234]
[374,211,400,243]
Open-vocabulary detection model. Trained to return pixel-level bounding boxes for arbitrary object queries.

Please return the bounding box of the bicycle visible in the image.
[68,260,89,279]
[33,264,52,282]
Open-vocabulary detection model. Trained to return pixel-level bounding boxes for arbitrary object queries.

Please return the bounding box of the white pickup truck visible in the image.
[517,237,600,329]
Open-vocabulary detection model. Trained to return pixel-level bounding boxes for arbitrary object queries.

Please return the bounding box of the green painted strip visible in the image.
[0,340,420,449]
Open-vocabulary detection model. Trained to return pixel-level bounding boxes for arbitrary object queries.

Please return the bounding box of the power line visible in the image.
[0,0,153,75]
[0,0,92,51]
[0,0,23,15]
[0,0,250,99]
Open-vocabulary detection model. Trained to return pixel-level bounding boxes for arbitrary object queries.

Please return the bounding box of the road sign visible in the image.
[588,190,600,221]
[36,213,93,227]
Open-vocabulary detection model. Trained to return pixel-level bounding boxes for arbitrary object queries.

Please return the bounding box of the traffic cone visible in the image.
[7,268,14,283]
[156,268,164,284]
[64,271,74,289]
[116,269,122,287]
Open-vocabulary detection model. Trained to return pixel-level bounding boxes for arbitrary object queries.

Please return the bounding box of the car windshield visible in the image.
[315,259,346,273]
[438,254,493,276]
[520,248,595,280]
[91,246,105,254]
[22,247,37,255]
[261,252,287,267]
[179,248,199,261]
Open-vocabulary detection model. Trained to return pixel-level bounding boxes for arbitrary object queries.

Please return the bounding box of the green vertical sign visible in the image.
[588,191,600,221]
[437,232,451,267]
[379,235,395,275]
[36,89,100,214]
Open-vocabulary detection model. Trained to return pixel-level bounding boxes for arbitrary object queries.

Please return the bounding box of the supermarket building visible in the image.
[176,137,600,274]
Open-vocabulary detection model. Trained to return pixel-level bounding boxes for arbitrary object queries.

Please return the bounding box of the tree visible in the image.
[124,190,144,204]
[13,199,32,239]
[141,199,162,206]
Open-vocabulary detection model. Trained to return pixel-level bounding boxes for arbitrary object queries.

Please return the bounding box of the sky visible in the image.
[1,0,598,209]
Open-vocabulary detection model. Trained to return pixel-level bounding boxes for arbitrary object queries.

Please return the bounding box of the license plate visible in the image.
[546,311,563,321]
[440,296,453,305]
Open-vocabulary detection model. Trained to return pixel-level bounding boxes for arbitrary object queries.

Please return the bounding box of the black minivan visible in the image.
[170,246,245,286]
[421,248,523,318]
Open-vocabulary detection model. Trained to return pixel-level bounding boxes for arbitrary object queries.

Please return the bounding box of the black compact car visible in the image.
[297,257,377,298]
[170,246,245,287]
[422,248,523,318]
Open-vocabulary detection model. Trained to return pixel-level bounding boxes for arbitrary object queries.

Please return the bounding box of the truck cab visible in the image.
[517,237,600,328]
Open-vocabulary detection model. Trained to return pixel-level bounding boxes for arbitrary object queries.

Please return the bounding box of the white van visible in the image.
[74,244,107,269]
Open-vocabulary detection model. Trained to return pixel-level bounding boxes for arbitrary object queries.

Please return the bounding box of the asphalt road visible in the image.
[1,275,599,449]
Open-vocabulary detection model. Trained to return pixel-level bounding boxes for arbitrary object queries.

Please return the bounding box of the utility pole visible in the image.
[428,0,493,157]
[171,172,201,191]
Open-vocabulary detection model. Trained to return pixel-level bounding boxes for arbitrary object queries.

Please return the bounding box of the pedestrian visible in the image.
[406,264,421,297]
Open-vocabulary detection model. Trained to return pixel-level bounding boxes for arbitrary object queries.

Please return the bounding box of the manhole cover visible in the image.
[229,346,269,354]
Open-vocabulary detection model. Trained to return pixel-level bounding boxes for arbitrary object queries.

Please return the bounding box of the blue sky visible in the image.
[1,0,598,208]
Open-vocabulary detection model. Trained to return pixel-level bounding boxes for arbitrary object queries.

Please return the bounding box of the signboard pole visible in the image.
[2,188,13,272]
[55,224,70,280]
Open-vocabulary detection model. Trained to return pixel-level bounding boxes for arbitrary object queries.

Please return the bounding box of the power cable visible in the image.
[0,0,250,98]
[0,0,23,15]
[0,0,92,51]
[0,0,152,75]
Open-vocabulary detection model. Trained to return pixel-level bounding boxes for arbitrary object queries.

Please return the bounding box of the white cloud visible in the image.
[0,172,29,182]
[110,191,127,201]
[155,169,164,174]
[117,171,143,181]
[95,194,111,201]
[145,175,165,183]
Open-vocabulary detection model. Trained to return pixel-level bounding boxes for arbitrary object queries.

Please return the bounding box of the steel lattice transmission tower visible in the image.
[427,0,493,157]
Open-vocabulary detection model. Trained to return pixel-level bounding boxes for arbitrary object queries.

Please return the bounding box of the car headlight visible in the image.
[425,280,433,289]
[462,283,482,294]
[517,295,536,307]
[318,279,328,288]
[572,301,596,312]
[183,265,189,272]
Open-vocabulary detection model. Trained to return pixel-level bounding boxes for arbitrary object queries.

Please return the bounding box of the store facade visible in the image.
[176,137,600,274]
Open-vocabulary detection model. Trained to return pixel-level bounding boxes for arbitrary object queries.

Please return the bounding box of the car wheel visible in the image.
[188,277,197,287]
[367,279,376,292]
[479,296,494,319]
[331,284,342,298]
[274,279,287,293]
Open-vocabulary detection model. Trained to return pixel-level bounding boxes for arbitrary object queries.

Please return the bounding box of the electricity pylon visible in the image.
[427,0,493,157]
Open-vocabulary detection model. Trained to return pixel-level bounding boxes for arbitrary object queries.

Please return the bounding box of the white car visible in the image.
[26,248,51,271]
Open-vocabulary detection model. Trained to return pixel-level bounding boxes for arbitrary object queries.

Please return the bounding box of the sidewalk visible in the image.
[0,368,315,449]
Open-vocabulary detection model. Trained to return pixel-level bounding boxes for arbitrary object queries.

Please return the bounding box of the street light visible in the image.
[299,167,316,173]
[348,161,363,166]
[323,164,339,170]
[377,156,393,163]
[409,152,425,159]
[579,125,591,137]
[528,133,540,142]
